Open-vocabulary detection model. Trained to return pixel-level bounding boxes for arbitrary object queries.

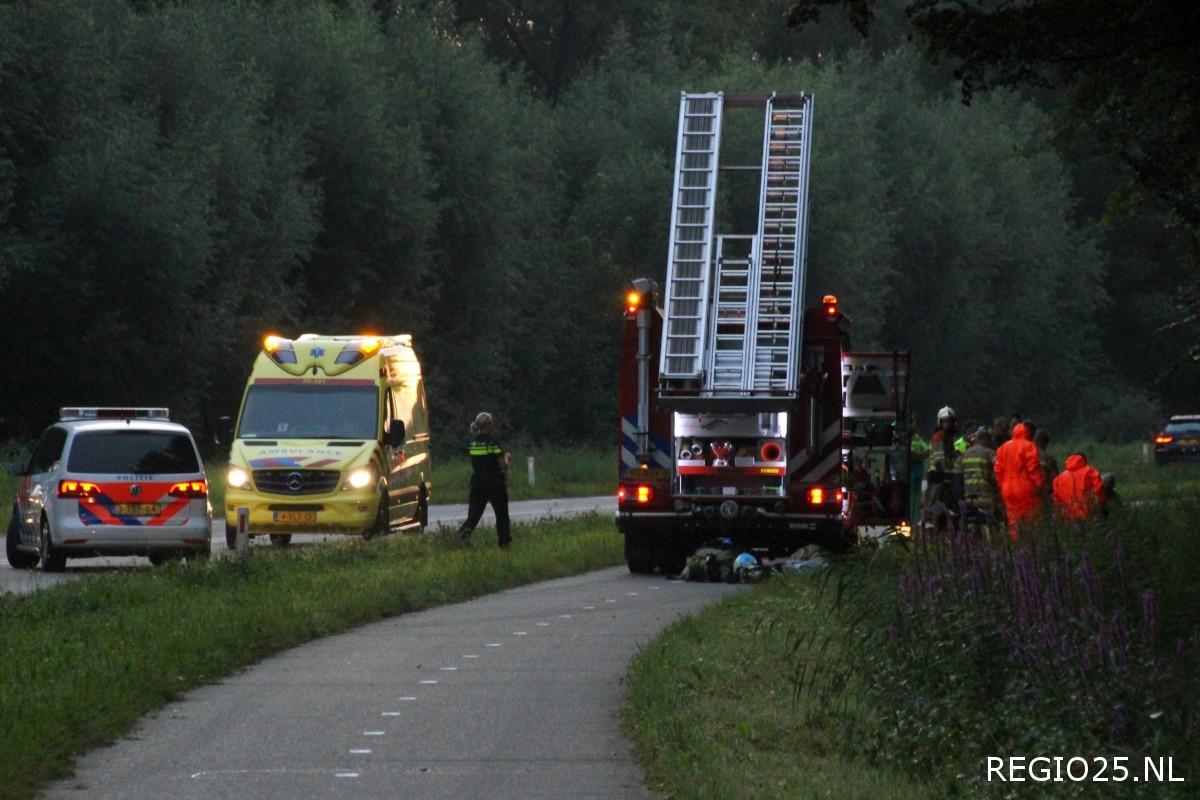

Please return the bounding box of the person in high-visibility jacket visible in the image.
[1052,453,1105,520]
[961,428,998,517]
[924,406,963,510]
[928,406,962,475]
[994,422,1044,538]
[458,412,512,548]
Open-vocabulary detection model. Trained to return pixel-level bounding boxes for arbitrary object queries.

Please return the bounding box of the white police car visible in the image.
[6,408,212,571]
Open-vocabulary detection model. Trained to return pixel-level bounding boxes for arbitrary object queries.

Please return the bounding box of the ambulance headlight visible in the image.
[227,467,250,489]
[346,467,374,490]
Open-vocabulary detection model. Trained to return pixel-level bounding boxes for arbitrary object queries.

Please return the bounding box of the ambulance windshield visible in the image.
[238,383,378,440]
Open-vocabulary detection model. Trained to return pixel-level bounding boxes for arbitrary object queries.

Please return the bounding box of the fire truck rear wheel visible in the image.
[624,537,656,574]
[654,549,686,577]
[820,528,857,554]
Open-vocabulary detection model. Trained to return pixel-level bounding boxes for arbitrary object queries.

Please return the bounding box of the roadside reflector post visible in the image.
[527,456,536,488]
[1142,443,1149,463]
[236,507,250,559]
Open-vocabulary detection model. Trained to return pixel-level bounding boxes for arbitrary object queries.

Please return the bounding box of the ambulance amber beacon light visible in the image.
[263,334,297,364]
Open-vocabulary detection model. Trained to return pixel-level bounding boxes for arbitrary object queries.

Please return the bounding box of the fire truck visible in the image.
[616,91,911,574]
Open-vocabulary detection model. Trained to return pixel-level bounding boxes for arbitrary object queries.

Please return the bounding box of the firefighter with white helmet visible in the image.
[929,407,962,475]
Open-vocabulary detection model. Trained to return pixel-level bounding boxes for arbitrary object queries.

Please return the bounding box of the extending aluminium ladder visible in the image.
[659,91,814,400]
[707,235,757,390]
[748,95,813,393]
[659,92,724,381]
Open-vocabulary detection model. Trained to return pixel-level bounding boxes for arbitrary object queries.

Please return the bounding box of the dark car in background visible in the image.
[1154,415,1200,464]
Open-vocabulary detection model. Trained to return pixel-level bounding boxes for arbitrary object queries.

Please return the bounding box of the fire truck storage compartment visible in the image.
[673,411,788,497]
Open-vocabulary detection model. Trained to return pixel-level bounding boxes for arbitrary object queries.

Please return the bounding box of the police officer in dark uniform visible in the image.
[458,412,512,547]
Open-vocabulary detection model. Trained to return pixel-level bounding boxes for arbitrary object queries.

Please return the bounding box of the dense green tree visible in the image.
[788,0,1200,396]
[0,0,1170,447]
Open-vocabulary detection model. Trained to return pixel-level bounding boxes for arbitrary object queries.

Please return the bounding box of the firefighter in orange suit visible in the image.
[1052,453,1105,520]
[994,422,1044,538]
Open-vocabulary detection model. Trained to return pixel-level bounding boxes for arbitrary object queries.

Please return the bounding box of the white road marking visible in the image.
[583,605,596,610]
[398,696,417,701]
[419,679,438,684]
[625,591,639,596]
[650,585,661,590]
[513,631,527,636]
[350,749,372,754]
[441,666,458,671]
[605,598,617,603]
[558,614,572,618]
[336,771,360,778]
[363,731,385,736]
[463,654,479,658]
[485,642,502,647]
[536,622,550,626]
[382,712,401,716]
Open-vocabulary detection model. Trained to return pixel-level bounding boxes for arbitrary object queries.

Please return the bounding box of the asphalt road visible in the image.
[43,567,739,800]
[0,495,617,596]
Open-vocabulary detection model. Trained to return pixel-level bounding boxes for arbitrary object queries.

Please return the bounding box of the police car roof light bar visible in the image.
[59,407,170,421]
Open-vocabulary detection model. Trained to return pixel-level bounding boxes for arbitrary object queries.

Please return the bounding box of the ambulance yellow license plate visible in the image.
[115,504,160,516]
[274,511,316,524]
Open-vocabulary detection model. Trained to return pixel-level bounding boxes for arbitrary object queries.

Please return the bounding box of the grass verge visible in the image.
[623,564,932,800]
[432,444,614,504]
[0,514,622,799]
[625,497,1200,799]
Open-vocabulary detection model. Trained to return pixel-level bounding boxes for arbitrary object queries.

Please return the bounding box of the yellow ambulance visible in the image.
[223,334,431,545]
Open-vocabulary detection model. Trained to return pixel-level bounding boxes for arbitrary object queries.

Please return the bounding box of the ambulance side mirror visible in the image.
[385,419,406,448]
[7,462,26,476]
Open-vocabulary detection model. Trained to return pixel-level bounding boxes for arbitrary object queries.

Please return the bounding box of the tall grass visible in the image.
[864,506,1200,796]
[624,466,1200,799]
[431,444,614,504]
[0,515,622,799]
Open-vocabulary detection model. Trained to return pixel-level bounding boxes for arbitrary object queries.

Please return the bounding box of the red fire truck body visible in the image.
[617,290,849,573]
[614,91,910,573]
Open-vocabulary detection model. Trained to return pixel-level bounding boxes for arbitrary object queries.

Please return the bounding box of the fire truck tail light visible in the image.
[807,487,824,505]
[617,486,627,502]
[636,485,653,503]
[1155,435,1173,444]
[169,481,208,499]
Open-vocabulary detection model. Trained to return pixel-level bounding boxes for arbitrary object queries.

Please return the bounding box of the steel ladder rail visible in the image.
[659,92,724,382]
